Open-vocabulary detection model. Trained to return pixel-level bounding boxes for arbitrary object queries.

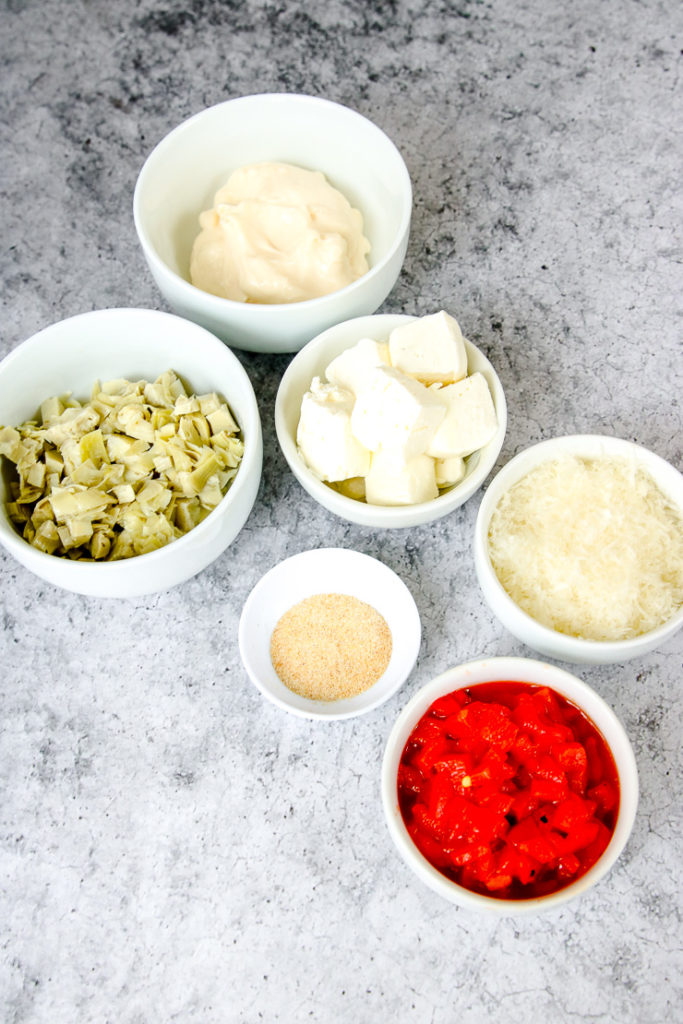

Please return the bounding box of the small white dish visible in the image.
[275,313,507,528]
[238,547,421,719]
[382,657,639,914]
[474,435,683,663]
[134,93,412,353]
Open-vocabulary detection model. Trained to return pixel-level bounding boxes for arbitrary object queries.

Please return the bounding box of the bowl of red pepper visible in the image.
[382,657,638,913]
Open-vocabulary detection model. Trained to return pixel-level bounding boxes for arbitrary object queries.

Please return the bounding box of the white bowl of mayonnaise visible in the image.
[134,94,412,353]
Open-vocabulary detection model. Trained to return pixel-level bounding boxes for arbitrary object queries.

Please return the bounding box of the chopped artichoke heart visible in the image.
[1,369,243,561]
[174,395,201,415]
[116,405,156,443]
[0,426,22,459]
[67,517,94,545]
[189,452,222,494]
[7,501,30,523]
[25,461,46,488]
[31,496,55,527]
[136,480,172,513]
[44,448,64,475]
[40,396,64,424]
[106,435,150,461]
[90,531,112,560]
[207,406,239,435]
[80,429,110,467]
[198,476,225,509]
[45,405,100,445]
[198,393,221,416]
[33,520,61,554]
[18,484,44,504]
[49,486,115,521]
[112,484,136,504]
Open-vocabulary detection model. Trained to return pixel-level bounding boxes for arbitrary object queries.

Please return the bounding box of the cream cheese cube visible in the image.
[325,337,391,395]
[350,366,446,459]
[426,372,497,459]
[297,378,371,482]
[365,448,438,506]
[435,455,466,488]
[388,310,467,385]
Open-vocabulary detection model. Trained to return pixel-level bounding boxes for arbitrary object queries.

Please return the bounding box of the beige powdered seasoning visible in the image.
[270,593,392,701]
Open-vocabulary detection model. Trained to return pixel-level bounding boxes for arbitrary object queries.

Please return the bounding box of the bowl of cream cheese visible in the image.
[275,311,507,528]
[134,94,412,353]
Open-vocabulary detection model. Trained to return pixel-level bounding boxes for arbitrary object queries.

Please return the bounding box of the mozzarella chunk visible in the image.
[435,455,466,488]
[426,372,497,459]
[325,337,391,395]
[365,449,438,506]
[350,367,446,459]
[388,310,467,385]
[297,378,371,482]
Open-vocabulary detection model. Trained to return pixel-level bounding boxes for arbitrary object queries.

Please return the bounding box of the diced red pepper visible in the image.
[550,793,597,832]
[397,681,620,901]
[587,781,618,813]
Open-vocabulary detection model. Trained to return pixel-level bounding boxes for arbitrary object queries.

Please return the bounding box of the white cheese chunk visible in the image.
[350,367,446,459]
[426,372,497,459]
[365,448,438,506]
[297,378,371,482]
[388,310,467,385]
[325,337,391,395]
[435,455,466,488]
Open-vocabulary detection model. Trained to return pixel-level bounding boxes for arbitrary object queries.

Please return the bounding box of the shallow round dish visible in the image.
[275,313,507,528]
[0,308,262,598]
[238,548,421,720]
[382,657,638,914]
[134,93,412,353]
[474,435,683,664]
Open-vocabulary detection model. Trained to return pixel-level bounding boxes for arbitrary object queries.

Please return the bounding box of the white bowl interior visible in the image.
[238,547,421,720]
[135,94,411,287]
[474,435,683,663]
[275,314,507,528]
[0,308,262,597]
[382,657,639,914]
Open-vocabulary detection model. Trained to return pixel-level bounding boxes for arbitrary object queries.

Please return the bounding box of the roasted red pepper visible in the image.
[397,681,620,900]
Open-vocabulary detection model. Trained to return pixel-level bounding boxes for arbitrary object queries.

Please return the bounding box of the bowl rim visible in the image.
[238,546,422,720]
[381,656,639,914]
[0,307,262,577]
[274,312,508,527]
[133,92,413,315]
[473,434,683,656]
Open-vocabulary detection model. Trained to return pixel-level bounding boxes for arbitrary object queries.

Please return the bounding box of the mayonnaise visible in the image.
[189,162,371,304]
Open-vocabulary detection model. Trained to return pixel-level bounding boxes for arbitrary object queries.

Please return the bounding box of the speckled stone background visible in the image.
[1,1,682,1022]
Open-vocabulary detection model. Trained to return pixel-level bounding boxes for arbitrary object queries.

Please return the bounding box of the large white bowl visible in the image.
[0,309,262,597]
[133,93,412,353]
[382,657,639,914]
[275,313,507,529]
[239,548,421,720]
[474,435,683,663]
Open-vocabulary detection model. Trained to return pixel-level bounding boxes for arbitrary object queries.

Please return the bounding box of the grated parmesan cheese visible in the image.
[487,454,683,642]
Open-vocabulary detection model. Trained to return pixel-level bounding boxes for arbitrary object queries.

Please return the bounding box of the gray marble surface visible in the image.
[1,1,682,1021]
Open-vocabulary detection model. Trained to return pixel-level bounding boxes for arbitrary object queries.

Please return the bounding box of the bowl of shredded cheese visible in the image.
[474,435,683,663]
[238,547,421,719]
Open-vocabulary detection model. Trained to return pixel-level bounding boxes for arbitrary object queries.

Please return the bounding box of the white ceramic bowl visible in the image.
[0,308,262,598]
[382,657,639,914]
[275,313,507,528]
[133,93,412,353]
[238,548,421,719]
[474,435,683,664]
